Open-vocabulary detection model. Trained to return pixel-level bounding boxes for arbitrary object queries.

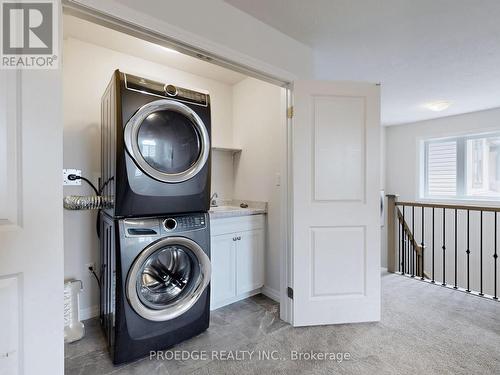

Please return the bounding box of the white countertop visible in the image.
[209,200,267,219]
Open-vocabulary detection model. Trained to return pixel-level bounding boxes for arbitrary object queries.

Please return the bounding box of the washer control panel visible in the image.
[123,213,207,237]
[163,214,206,232]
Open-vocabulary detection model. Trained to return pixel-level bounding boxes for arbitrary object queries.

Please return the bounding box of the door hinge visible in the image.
[287,106,294,119]
[287,286,293,299]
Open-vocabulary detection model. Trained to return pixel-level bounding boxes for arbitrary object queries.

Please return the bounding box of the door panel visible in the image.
[0,275,21,374]
[0,71,21,227]
[313,96,365,201]
[210,234,236,307]
[0,68,64,373]
[236,229,264,294]
[292,80,380,326]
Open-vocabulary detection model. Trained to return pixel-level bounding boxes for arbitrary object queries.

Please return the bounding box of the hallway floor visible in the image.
[65,273,500,374]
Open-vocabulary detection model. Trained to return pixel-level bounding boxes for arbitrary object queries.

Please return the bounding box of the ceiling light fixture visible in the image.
[158,45,180,54]
[423,100,452,112]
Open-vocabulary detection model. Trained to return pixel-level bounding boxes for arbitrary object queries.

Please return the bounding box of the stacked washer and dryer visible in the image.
[99,71,212,364]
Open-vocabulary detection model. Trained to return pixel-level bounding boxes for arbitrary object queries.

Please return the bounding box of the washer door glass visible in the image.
[127,237,211,322]
[124,99,210,183]
[137,245,198,309]
[137,111,201,175]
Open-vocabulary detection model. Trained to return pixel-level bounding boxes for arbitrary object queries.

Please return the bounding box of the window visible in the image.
[422,133,500,200]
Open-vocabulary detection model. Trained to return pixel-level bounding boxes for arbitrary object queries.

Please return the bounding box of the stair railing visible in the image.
[386,194,499,301]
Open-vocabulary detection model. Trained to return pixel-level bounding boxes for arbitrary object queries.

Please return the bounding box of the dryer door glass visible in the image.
[124,99,210,183]
[136,245,199,309]
[137,110,201,175]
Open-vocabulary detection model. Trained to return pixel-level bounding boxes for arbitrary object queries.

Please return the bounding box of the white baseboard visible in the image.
[262,286,280,302]
[80,304,99,321]
[211,288,262,310]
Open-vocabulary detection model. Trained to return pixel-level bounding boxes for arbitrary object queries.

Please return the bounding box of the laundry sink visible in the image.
[209,205,243,212]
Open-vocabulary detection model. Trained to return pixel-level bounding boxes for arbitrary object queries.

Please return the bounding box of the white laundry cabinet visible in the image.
[209,214,265,309]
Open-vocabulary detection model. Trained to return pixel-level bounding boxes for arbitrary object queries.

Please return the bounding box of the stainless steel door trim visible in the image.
[124,99,210,183]
[126,236,211,322]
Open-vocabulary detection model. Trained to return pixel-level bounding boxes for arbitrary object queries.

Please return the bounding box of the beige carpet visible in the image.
[65,272,500,374]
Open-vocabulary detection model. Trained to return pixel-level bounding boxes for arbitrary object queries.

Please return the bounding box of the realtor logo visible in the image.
[1,0,59,69]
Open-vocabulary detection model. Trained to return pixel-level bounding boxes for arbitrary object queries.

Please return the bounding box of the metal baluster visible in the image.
[431,207,435,283]
[442,208,446,286]
[421,206,425,280]
[494,212,498,300]
[466,210,470,292]
[403,229,406,274]
[405,232,409,274]
[398,214,402,273]
[406,233,409,274]
[402,206,406,274]
[480,211,484,296]
[404,231,407,274]
[454,209,458,289]
[411,206,415,278]
[403,228,406,274]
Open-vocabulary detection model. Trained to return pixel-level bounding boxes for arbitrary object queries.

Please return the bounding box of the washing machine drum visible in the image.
[124,99,210,183]
[127,237,211,321]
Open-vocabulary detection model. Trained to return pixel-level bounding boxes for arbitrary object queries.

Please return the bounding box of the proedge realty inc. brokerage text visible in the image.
[150,350,352,363]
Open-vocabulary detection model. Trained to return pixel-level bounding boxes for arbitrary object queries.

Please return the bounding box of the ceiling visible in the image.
[225,0,500,125]
[63,15,247,85]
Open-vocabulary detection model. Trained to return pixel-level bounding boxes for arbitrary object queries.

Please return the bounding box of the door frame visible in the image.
[62,1,295,323]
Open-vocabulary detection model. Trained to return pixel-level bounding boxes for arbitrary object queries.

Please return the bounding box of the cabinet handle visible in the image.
[237,236,241,240]
[233,237,237,241]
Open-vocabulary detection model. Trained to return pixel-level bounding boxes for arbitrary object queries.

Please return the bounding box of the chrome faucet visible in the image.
[210,192,218,207]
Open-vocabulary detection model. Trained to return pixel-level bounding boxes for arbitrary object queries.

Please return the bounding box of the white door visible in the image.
[292,81,381,326]
[0,67,64,374]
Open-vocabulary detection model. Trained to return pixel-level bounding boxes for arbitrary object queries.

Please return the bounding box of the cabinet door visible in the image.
[236,229,265,294]
[210,233,237,307]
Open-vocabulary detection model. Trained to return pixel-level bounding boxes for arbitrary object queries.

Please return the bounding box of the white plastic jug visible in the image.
[64,280,85,343]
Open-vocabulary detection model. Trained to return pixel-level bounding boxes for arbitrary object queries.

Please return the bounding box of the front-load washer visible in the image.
[99,212,211,364]
[100,70,211,218]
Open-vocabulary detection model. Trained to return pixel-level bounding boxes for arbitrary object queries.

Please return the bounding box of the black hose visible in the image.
[68,174,99,196]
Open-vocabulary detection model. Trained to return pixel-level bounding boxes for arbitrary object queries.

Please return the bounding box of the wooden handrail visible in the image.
[396,207,424,277]
[395,201,500,212]
[396,208,424,255]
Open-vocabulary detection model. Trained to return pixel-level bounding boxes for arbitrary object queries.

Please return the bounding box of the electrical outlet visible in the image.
[63,169,82,185]
[85,262,96,274]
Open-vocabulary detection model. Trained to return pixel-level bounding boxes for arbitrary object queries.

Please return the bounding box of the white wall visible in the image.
[211,151,234,200]
[380,126,387,268]
[232,78,285,297]
[385,108,500,295]
[386,108,500,201]
[63,37,237,317]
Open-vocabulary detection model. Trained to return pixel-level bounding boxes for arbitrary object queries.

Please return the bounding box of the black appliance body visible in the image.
[101,70,211,218]
[100,212,211,364]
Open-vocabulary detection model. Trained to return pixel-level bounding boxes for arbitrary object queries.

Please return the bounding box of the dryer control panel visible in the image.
[124,73,209,107]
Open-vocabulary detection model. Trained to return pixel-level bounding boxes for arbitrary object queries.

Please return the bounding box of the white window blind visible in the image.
[426,141,457,196]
